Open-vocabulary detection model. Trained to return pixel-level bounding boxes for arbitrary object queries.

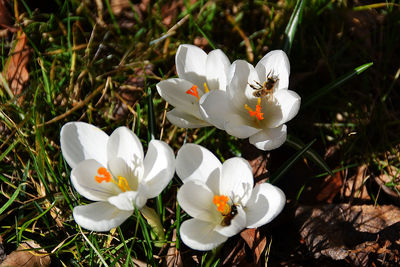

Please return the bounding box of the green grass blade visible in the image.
[286,135,333,176]
[0,139,18,162]
[283,0,305,55]
[303,62,373,108]
[270,139,316,184]
[79,228,109,267]
[0,184,22,215]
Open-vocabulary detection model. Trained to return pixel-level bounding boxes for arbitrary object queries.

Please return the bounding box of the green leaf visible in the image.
[140,206,165,247]
[270,139,316,184]
[283,0,305,55]
[303,62,373,108]
[286,135,333,176]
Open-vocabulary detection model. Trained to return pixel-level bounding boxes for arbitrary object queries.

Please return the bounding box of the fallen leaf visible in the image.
[0,240,51,267]
[165,229,183,267]
[240,228,267,264]
[342,164,370,202]
[315,171,343,203]
[0,0,12,28]
[374,165,400,204]
[3,31,30,104]
[241,140,270,184]
[296,204,400,266]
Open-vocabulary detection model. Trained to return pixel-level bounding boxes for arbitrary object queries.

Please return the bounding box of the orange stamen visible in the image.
[244,98,264,120]
[213,195,231,216]
[186,85,200,101]
[95,167,112,183]
[95,167,132,192]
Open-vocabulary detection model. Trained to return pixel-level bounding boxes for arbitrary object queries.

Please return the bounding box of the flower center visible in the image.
[95,167,132,192]
[244,98,264,120]
[213,195,231,216]
[185,83,210,101]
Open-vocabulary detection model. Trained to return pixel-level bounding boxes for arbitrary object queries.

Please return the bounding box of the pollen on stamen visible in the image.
[95,167,112,183]
[244,98,264,121]
[213,195,231,215]
[186,85,200,101]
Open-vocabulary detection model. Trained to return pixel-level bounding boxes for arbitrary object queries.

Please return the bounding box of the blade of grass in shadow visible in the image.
[283,0,304,55]
[0,184,22,215]
[104,0,121,35]
[270,139,316,184]
[136,209,154,265]
[286,135,333,176]
[18,200,55,242]
[303,62,373,108]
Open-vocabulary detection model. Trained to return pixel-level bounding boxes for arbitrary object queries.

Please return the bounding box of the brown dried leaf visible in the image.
[161,0,183,27]
[165,229,183,267]
[3,31,30,104]
[240,228,267,264]
[342,164,370,202]
[241,141,270,184]
[0,240,50,267]
[296,204,400,266]
[111,0,130,16]
[315,171,343,203]
[374,166,400,204]
[0,0,11,28]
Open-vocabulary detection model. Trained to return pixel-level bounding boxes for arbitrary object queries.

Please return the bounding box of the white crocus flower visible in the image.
[199,50,301,150]
[156,44,231,128]
[176,144,286,251]
[60,122,175,232]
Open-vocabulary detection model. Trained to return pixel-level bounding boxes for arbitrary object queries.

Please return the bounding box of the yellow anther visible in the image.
[117,176,131,192]
[204,82,210,93]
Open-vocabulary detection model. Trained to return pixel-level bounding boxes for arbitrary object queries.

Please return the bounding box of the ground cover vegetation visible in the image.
[0,0,400,266]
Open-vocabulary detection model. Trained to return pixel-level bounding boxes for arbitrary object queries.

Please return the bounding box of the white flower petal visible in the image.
[60,122,108,169]
[228,60,260,109]
[176,44,207,90]
[249,124,287,151]
[267,89,301,127]
[245,183,286,228]
[157,78,204,119]
[219,158,254,206]
[177,180,220,223]
[180,218,227,251]
[224,113,260,139]
[206,49,230,91]
[255,50,290,91]
[73,202,133,232]
[214,205,247,237]
[142,140,175,198]
[176,143,222,189]
[107,127,144,169]
[199,90,234,130]
[71,159,121,201]
[108,190,147,211]
[166,108,210,128]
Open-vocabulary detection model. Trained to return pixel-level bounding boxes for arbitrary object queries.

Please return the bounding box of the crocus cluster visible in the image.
[156,44,301,151]
[61,122,286,251]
